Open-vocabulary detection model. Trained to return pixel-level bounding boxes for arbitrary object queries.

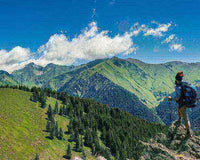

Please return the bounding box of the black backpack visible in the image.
[181,82,198,108]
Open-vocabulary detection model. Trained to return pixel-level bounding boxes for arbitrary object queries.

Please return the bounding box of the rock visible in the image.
[141,121,200,159]
[73,157,83,160]
[96,156,107,160]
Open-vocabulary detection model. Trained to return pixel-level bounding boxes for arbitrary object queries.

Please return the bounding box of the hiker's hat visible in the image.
[175,71,184,81]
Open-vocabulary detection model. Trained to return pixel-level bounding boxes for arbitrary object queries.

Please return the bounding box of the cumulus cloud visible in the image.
[0,46,33,73]
[36,22,135,66]
[169,43,185,53]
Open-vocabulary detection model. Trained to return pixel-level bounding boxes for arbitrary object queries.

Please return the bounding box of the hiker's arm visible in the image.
[173,86,181,102]
[168,86,181,101]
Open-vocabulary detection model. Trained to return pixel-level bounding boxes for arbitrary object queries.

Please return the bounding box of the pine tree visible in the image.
[101,126,106,141]
[35,153,39,160]
[84,128,93,147]
[63,105,66,116]
[82,149,86,159]
[50,128,54,140]
[46,120,51,132]
[59,128,63,140]
[67,120,73,134]
[80,136,83,148]
[47,105,52,120]
[40,95,46,108]
[54,101,58,114]
[75,136,82,152]
[55,121,58,138]
[59,107,63,116]
[65,144,72,159]
[74,129,79,142]
[69,132,74,142]
[30,94,33,101]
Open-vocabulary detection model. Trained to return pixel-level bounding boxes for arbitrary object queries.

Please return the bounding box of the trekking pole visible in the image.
[169,100,172,124]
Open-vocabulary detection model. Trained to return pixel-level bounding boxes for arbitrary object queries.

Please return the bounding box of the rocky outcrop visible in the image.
[96,156,107,160]
[141,122,200,160]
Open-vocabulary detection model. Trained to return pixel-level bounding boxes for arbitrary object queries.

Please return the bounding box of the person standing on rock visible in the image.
[167,71,193,137]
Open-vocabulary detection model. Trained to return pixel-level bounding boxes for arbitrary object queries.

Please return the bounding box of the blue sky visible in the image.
[0,0,200,72]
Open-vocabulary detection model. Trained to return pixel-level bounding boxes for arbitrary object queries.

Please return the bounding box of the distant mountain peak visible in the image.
[125,58,146,64]
[164,61,186,65]
[25,62,43,70]
[25,62,35,67]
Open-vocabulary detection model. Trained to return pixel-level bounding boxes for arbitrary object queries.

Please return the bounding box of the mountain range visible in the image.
[1,57,200,126]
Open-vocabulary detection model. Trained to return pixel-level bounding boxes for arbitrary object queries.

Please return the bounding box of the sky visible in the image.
[0,0,200,72]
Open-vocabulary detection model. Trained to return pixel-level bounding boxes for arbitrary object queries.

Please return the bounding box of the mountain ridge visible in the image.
[1,57,200,125]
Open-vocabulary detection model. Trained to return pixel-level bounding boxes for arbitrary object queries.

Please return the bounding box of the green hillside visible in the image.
[93,57,200,108]
[60,72,163,123]
[0,88,94,160]
[0,87,168,160]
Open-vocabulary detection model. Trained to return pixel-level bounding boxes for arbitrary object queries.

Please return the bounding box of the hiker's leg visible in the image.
[180,106,190,130]
[178,107,182,121]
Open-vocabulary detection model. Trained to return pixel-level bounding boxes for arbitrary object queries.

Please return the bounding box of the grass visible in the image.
[0,88,95,160]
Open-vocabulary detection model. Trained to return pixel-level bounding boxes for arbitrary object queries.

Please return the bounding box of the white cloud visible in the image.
[0,46,33,73]
[162,34,175,43]
[36,22,135,66]
[0,46,31,65]
[169,43,185,53]
[144,23,172,37]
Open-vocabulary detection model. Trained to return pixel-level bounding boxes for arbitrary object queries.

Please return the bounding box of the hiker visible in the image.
[167,71,197,137]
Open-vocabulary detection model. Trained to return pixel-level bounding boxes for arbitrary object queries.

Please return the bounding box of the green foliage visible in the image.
[58,128,63,140]
[0,85,168,160]
[54,101,58,114]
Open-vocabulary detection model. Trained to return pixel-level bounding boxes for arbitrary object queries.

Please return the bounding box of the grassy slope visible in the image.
[92,58,159,108]
[60,71,163,123]
[0,88,94,160]
[93,58,200,108]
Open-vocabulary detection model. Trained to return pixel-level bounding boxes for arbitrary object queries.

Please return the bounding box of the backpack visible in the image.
[181,82,198,108]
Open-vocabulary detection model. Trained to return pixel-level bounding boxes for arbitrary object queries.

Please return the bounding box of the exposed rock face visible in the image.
[141,122,200,160]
